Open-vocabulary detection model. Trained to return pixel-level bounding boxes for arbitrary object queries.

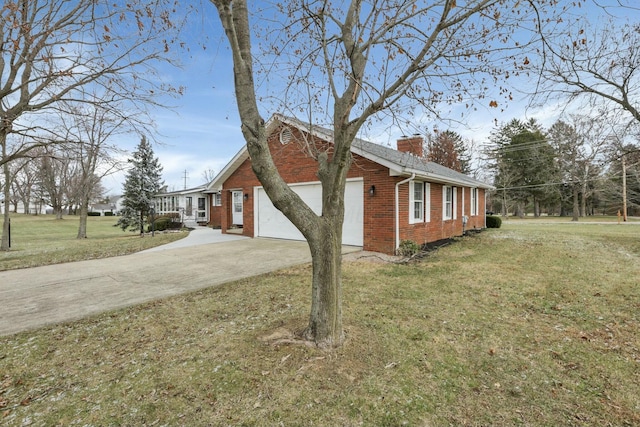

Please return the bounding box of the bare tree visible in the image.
[54,103,130,238]
[0,0,186,250]
[202,168,217,184]
[9,157,38,214]
[548,115,607,220]
[37,145,77,220]
[210,1,573,348]
[536,12,640,123]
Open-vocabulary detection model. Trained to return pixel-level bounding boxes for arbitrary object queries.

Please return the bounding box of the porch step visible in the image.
[226,228,244,234]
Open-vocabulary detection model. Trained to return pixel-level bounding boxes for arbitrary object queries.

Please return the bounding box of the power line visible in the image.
[494,168,635,191]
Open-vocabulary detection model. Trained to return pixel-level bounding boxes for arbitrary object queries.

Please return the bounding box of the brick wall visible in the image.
[209,205,222,228]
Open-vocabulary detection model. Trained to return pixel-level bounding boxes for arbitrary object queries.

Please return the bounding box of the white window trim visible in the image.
[462,187,465,217]
[471,188,478,216]
[453,187,458,220]
[409,181,424,224]
[443,185,454,220]
[425,183,431,223]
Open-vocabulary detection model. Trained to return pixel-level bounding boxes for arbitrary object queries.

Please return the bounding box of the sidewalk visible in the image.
[139,227,247,253]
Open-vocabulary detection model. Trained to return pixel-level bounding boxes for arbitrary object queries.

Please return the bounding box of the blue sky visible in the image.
[102,0,636,195]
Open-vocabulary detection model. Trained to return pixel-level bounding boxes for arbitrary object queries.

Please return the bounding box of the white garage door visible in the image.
[256,179,363,246]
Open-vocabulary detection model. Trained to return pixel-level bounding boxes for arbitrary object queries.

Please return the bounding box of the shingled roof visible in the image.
[207,114,494,191]
[271,114,494,190]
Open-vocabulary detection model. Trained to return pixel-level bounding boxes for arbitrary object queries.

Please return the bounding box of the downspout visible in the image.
[395,173,415,253]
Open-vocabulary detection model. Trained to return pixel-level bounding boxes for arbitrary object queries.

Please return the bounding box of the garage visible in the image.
[255,179,363,246]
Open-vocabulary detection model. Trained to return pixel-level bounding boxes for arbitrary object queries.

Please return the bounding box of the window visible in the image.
[198,197,206,210]
[410,181,424,223]
[213,193,222,206]
[444,186,453,220]
[471,188,478,216]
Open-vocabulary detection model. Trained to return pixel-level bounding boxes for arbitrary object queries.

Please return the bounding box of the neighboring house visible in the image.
[153,185,210,227]
[90,203,116,215]
[108,195,125,215]
[206,114,493,255]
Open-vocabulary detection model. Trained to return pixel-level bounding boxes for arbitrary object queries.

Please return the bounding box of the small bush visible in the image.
[486,215,502,228]
[148,215,183,232]
[104,212,114,216]
[397,239,420,257]
[88,212,101,216]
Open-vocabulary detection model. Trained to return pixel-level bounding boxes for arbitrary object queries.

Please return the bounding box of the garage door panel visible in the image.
[256,180,363,246]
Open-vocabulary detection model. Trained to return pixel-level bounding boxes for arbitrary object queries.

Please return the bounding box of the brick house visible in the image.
[206,114,493,255]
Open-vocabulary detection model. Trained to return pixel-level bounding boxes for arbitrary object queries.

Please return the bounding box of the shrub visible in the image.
[104,211,114,216]
[88,212,101,216]
[486,215,502,228]
[148,215,183,232]
[397,239,420,257]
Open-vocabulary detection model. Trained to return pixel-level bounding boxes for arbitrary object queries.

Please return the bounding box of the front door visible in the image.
[232,191,243,226]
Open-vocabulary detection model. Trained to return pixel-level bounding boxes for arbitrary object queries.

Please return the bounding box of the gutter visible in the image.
[395,173,415,252]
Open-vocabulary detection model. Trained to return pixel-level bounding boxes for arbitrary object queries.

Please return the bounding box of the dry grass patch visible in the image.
[1,223,639,426]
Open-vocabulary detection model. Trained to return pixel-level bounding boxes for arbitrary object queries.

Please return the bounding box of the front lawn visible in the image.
[0,214,187,271]
[1,221,639,426]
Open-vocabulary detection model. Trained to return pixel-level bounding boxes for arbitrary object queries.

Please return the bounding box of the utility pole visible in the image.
[621,155,628,221]
[182,169,188,190]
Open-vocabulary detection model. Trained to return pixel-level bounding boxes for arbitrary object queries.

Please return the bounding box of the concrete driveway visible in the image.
[0,230,361,336]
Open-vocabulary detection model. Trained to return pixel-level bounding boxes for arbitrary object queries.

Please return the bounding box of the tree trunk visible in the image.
[1,163,10,251]
[1,136,10,251]
[304,219,344,348]
[501,189,508,217]
[580,165,589,217]
[572,183,579,221]
[77,200,89,239]
[622,155,628,221]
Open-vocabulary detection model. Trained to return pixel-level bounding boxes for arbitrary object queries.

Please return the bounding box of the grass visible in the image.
[0,214,187,271]
[1,220,639,425]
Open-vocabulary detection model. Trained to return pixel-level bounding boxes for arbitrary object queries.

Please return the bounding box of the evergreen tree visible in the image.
[116,136,163,234]
[490,119,559,216]
[425,130,474,175]
[454,136,473,176]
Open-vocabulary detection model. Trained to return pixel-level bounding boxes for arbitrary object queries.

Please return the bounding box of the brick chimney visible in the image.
[397,134,424,157]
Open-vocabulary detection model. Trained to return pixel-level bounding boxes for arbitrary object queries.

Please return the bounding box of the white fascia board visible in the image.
[206,147,250,191]
[155,186,208,197]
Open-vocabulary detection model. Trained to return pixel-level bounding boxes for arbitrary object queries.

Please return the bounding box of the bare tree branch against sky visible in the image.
[93,0,636,193]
